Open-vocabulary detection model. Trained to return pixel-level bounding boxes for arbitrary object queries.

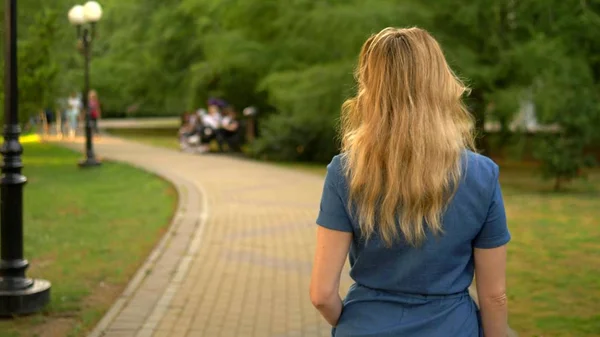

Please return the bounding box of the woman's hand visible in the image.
[310,226,352,326]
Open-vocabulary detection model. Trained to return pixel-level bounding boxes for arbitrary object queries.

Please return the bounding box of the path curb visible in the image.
[54,139,208,337]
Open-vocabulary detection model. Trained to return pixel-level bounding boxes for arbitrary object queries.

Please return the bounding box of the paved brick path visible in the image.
[56,135,516,337]
[58,136,346,337]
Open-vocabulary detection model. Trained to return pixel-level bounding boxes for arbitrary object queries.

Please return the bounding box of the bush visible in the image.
[251,112,338,163]
[534,134,596,191]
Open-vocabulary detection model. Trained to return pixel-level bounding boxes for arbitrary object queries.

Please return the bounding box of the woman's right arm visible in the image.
[473,164,511,337]
[474,246,508,337]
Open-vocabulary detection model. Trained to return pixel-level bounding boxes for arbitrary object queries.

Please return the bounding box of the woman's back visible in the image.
[315,151,509,337]
[319,151,508,296]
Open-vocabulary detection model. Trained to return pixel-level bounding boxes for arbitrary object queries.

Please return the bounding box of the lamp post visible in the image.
[68,1,102,168]
[0,0,51,316]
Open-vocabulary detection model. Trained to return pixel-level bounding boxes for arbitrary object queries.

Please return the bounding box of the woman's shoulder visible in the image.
[465,150,498,171]
[327,154,346,174]
[324,154,348,186]
[463,150,500,186]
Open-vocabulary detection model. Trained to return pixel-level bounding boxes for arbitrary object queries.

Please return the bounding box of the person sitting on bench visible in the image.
[220,106,241,152]
[199,103,223,150]
[179,111,201,152]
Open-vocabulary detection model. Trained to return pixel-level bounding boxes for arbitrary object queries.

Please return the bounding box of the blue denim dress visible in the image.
[316,152,510,337]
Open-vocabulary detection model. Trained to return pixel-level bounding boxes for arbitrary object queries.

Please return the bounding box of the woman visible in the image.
[201,103,224,151]
[310,27,510,337]
[88,90,101,135]
[66,92,81,139]
[201,103,222,131]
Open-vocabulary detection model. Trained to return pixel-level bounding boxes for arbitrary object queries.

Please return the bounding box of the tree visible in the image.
[17,9,61,122]
[521,1,600,190]
[533,50,600,191]
[178,0,429,161]
[0,1,71,126]
[2,0,599,181]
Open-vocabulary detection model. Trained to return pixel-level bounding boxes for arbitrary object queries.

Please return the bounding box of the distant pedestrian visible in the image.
[66,92,81,139]
[43,107,54,136]
[88,90,101,135]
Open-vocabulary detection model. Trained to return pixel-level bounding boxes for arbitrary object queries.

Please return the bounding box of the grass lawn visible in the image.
[287,163,600,337]
[292,162,600,337]
[499,165,600,337]
[108,128,600,337]
[0,142,176,337]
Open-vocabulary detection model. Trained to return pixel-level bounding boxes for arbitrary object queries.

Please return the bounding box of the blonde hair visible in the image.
[340,27,475,247]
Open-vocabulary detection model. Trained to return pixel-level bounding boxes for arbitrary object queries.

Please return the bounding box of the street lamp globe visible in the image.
[83,1,103,23]
[68,5,86,25]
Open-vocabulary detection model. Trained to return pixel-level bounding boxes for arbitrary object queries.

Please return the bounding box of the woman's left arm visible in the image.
[310,226,352,326]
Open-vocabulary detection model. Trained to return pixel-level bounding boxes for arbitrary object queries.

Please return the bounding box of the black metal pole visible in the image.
[0,0,51,316]
[78,27,100,167]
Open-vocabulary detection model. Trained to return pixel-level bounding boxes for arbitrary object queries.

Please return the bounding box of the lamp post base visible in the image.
[78,157,102,168]
[0,279,51,316]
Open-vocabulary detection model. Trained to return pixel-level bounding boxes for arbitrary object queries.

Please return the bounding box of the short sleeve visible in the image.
[316,157,353,232]
[473,166,511,249]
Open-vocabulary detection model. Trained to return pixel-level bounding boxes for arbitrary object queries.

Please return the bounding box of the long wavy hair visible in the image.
[340,27,476,247]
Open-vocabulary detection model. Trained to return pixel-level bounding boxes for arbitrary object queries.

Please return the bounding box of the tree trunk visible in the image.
[246,117,256,143]
[553,176,562,192]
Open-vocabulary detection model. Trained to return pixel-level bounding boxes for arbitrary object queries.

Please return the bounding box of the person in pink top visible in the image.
[88,90,101,135]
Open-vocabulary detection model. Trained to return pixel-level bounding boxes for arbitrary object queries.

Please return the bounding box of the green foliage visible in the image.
[534,135,596,190]
[1,0,599,187]
[18,9,61,120]
[429,0,600,188]
[0,1,74,125]
[252,109,339,163]
[178,0,430,161]
[528,5,600,190]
